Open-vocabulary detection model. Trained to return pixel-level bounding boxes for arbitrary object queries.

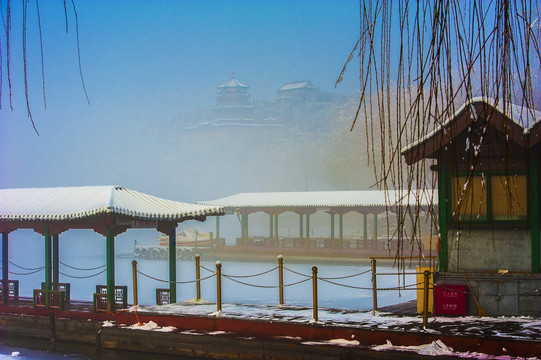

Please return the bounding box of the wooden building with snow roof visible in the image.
[401,97,541,316]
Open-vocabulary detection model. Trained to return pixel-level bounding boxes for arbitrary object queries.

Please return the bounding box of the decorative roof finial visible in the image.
[232,72,236,78]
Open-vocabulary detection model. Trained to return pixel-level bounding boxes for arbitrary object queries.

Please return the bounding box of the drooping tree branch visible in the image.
[1,0,89,134]
[339,0,541,267]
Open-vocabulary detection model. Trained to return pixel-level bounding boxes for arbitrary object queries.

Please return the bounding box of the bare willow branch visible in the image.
[341,0,541,269]
[70,0,90,105]
[36,0,46,109]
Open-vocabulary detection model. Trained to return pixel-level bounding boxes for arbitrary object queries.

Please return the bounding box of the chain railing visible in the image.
[8,267,45,276]
[132,255,431,321]
[5,261,45,276]
[9,261,44,271]
[60,261,107,271]
[59,269,107,279]
[7,254,540,326]
[137,269,216,285]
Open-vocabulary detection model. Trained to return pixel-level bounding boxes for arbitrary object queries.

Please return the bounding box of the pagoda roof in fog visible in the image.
[217,73,249,89]
[277,80,318,92]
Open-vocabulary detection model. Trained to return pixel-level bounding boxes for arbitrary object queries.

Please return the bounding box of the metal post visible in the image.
[52,234,59,288]
[132,260,138,306]
[169,227,177,304]
[277,255,284,305]
[312,266,318,322]
[106,228,115,312]
[195,254,201,301]
[423,270,430,329]
[371,258,377,316]
[216,261,222,312]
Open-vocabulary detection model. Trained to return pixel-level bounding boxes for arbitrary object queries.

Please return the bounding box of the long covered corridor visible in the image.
[198,190,437,258]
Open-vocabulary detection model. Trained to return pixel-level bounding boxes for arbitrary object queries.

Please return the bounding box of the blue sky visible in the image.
[0,0,360,201]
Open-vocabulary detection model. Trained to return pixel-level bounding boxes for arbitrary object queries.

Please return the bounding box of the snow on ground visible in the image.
[104,319,177,332]
[135,301,541,342]
[108,301,541,359]
[302,339,360,347]
[372,340,539,360]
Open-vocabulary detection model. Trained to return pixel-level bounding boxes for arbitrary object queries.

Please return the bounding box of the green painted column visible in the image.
[330,213,335,240]
[299,214,303,240]
[241,213,249,240]
[306,213,310,248]
[274,213,279,244]
[44,224,51,289]
[215,216,220,243]
[363,213,368,248]
[106,228,115,312]
[2,232,8,283]
[269,214,274,238]
[373,211,378,250]
[53,234,59,287]
[169,227,177,303]
[529,152,540,273]
[339,213,343,249]
[299,214,304,239]
[438,156,449,272]
[44,224,51,306]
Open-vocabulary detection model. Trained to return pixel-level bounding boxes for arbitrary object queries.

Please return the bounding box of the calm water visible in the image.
[9,255,417,310]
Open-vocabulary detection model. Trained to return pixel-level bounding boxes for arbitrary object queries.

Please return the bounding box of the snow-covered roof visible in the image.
[217,74,249,89]
[0,186,224,222]
[401,97,541,164]
[277,80,318,92]
[198,190,436,210]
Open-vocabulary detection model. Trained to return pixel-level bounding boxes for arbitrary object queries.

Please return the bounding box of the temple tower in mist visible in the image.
[211,73,255,125]
[275,80,319,103]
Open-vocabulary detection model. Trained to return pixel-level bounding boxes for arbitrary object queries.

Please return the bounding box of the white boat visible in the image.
[157,227,212,247]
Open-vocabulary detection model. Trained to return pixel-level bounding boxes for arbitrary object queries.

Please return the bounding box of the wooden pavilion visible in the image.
[0,186,223,311]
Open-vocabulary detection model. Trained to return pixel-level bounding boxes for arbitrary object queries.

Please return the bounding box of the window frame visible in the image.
[448,170,528,227]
